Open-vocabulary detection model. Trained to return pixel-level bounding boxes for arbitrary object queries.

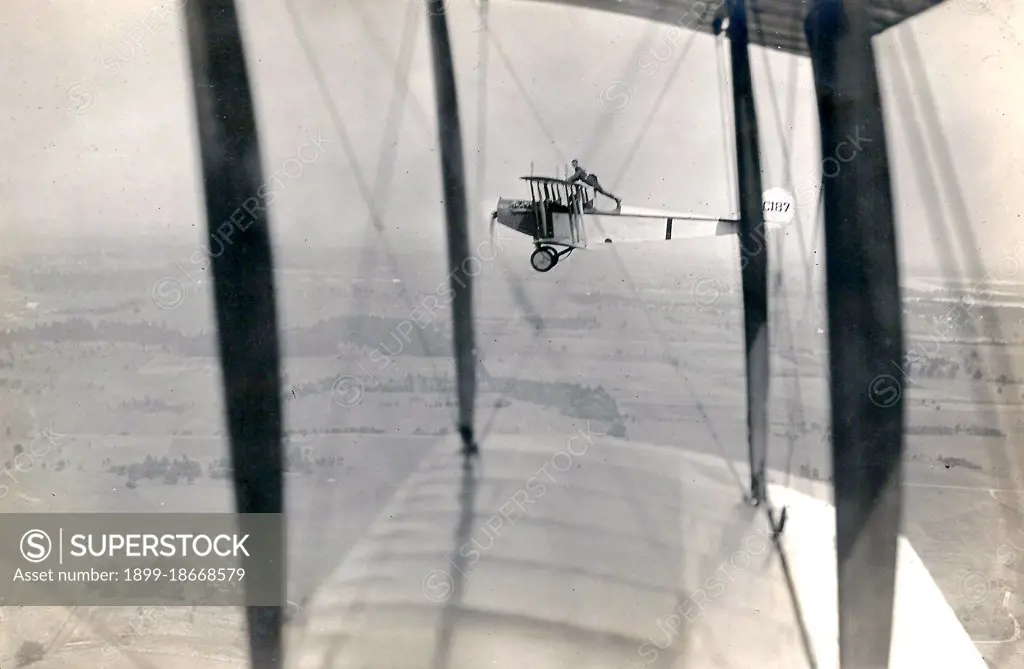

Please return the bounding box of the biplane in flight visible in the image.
[489,175,739,272]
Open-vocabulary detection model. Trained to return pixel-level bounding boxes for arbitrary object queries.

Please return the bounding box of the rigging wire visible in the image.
[748,1,814,487]
[457,0,569,442]
[474,0,489,211]
[798,185,825,328]
[474,18,568,167]
[286,0,566,448]
[138,4,971,668]
[715,34,738,216]
[44,5,987,669]
[182,1,285,667]
[290,3,460,645]
[725,0,771,507]
[465,0,645,441]
[605,24,706,188]
[468,0,561,442]
[344,0,423,389]
[579,22,669,162]
[735,6,818,666]
[311,0,559,445]
[462,4,750,491]
[439,25,756,642]
[470,14,766,655]
[281,0,463,428]
[574,8,713,189]
[567,4,719,221]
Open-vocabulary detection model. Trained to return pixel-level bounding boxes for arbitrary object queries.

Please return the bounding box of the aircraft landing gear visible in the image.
[530,246,558,272]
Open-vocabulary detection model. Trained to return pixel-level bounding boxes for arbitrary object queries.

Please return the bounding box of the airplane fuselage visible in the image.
[494,198,539,238]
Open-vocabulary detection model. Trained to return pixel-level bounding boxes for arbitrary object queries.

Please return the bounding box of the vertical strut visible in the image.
[726,0,768,504]
[425,0,478,455]
[182,1,285,666]
[806,2,905,667]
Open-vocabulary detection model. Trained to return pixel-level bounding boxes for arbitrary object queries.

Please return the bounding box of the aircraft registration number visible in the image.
[508,200,533,211]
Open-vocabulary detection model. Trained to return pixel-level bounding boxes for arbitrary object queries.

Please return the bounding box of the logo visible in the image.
[868,374,902,408]
[20,529,52,563]
[691,276,725,308]
[599,81,634,114]
[64,81,96,114]
[331,375,364,408]
[421,569,454,603]
[152,277,185,310]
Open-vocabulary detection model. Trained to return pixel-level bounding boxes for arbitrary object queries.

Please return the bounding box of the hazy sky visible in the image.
[0,0,1021,277]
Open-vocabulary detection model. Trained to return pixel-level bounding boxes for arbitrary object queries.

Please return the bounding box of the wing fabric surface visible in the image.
[611,205,723,221]
[587,209,736,243]
[514,0,943,57]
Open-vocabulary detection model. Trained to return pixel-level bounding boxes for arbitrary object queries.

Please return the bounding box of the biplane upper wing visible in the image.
[585,204,738,243]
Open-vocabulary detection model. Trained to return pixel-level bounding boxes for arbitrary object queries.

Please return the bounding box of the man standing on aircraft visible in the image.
[567,159,622,209]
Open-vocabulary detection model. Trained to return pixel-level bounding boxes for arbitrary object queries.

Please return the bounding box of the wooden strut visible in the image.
[726,0,769,505]
[181,1,285,667]
[806,1,905,667]
[426,0,478,457]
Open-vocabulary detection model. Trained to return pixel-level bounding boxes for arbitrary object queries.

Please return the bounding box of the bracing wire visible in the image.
[715,33,739,216]
[162,4,962,668]
[474,0,489,212]
[475,18,568,166]
[310,0,555,446]
[469,0,552,442]
[38,5,979,669]
[580,10,712,186]
[725,0,771,506]
[747,0,813,486]
[798,186,825,328]
[605,24,706,188]
[344,0,422,372]
[465,0,630,442]
[576,4,717,204]
[470,15,774,653]
[281,0,461,427]
[579,22,669,163]
[739,6,818,666]
[285,3,467,642]
[352,2,577,448]
[408,1,748,499]
[463,5,749,491]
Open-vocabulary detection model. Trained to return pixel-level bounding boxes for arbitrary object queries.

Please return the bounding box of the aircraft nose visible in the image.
[486,198,508,221]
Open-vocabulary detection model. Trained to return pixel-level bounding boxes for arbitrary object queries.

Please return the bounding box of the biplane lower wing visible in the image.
[585,205,738,243]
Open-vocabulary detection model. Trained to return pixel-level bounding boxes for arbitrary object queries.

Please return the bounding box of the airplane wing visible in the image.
[615,205,722,221]
[584,205,738,243]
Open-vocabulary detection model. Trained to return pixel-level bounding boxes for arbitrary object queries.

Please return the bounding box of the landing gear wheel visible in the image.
[530,246,558,272]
